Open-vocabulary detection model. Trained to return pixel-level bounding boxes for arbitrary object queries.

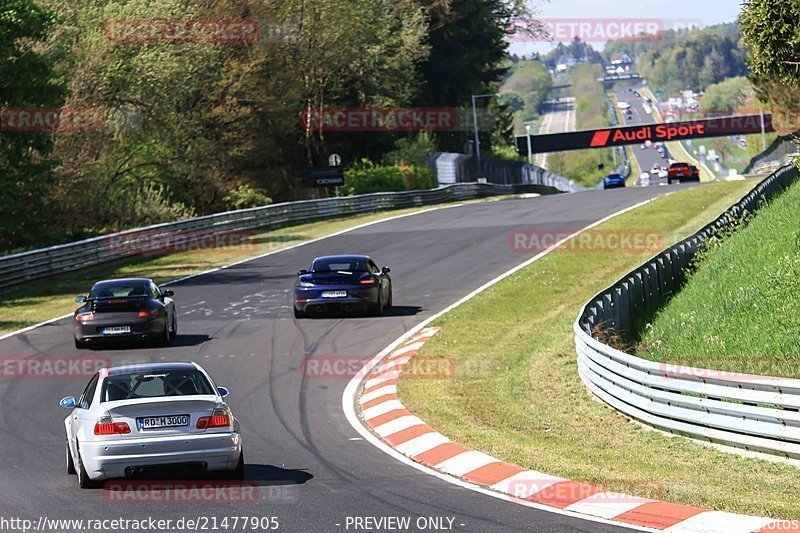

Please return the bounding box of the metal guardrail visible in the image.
[574,163,800,459]
[0,182,551,291]
[425,152,581,191]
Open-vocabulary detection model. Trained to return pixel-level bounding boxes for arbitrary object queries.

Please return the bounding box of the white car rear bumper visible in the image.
[80,432,241,480]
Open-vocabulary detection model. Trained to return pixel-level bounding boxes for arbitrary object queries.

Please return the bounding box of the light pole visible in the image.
[471,93,500,179]
[524,123,533,164]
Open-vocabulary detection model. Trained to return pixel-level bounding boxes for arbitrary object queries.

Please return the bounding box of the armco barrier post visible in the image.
[602,293,613,326]
[612,287,623,330]
[620,280,631,330]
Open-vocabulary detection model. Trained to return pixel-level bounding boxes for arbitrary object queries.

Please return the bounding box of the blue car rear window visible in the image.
[312,258,366,272]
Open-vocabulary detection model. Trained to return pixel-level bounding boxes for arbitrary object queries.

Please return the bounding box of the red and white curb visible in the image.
[357,327,794,533]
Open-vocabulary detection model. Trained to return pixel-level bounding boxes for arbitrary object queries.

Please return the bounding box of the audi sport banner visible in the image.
[516,114,773,155]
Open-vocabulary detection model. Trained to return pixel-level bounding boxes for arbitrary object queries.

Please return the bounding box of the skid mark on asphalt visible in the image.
[180,289,293,320]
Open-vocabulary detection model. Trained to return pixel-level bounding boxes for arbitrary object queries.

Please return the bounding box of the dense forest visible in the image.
[1,0,529,251]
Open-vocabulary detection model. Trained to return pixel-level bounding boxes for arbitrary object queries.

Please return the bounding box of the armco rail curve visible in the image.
[0,182,553,291]
[575,163,800,460]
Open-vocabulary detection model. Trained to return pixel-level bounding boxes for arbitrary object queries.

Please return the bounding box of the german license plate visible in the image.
[102,326,131,335]
[138,415,189,430]
[321,291,347,298]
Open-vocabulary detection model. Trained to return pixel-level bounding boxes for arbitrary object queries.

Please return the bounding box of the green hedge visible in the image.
[344,159,436,196]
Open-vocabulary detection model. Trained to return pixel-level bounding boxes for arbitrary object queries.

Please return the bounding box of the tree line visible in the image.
[1,0,528,251]
[604,22,748,93]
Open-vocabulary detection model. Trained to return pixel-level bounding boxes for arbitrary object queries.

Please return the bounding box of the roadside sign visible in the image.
[305,166,344,187]
[515,114,774,155]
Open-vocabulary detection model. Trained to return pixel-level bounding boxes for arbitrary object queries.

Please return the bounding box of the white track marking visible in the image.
[373,415,426,438]
[395,433,451,456]
[565,493,655,520]
[359,385,397,404]
[434,451,498,477]
[663,511,776,533]
[361,400,406,421]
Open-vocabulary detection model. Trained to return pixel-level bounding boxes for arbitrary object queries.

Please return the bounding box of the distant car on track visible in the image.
[73,278,177,349]
[603,173,626,189]
[294,255,392,318]
[667,162,700,184]
[60,362,243,488]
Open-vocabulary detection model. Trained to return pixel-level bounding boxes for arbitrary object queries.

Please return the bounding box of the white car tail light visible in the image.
[196,408,231,430]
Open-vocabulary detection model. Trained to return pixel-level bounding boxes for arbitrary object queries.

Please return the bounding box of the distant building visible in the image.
[610,53,633,66]
[555,54,577,72]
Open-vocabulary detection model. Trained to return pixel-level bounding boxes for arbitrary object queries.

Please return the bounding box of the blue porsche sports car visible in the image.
[293,255,392,318]
[603,173,626,189]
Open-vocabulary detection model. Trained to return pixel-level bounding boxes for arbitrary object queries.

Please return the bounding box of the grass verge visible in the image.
[640,176,800,376]
[399,179,800,519]
[0,198,508,336]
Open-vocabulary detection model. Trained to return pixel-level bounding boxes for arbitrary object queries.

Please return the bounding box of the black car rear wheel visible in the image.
[74,337,88,350]
[169,314,177,340]
[294,308,305,319]
[372,295,384,317]
[160,320,171,346]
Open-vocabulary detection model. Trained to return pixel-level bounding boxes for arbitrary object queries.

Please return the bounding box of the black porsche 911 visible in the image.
[73,278,177,348]
[294,255,392,318]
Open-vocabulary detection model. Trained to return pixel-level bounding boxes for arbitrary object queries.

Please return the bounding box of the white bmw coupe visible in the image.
[61,362,243,488]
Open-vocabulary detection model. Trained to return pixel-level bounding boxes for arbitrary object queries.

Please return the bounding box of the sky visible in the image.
[509,0,744,56]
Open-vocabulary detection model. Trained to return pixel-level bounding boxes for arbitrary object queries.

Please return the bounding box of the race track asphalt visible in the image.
[0,186,691,532]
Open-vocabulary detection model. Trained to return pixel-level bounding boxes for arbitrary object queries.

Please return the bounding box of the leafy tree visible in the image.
[384,132,436,167]
[414,0,529,152]
[501,59,552,123]
[0,0,67,250]
[702,77,751,113]
[740,0,800,115]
